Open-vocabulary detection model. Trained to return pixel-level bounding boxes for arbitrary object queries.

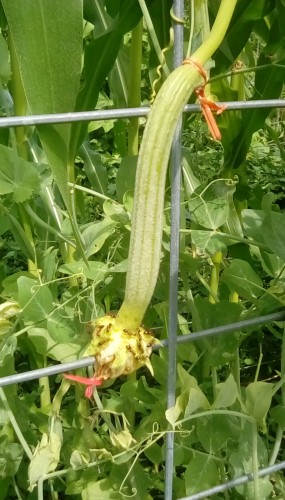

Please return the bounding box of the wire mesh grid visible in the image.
[1,0,285,498]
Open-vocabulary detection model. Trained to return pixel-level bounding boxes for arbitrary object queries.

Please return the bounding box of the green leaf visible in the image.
[190,298,243,366]
[0,33,10,84]
[185,453,219,496]
[229,422,273,499]
[116,156,137,202]
[262,211,285,262]
[0,337,17,367]
[3,0,83,206]
[212,374,238,409]
[143,443,162,465]
[190,229,228,254]
[270,405,285,429]
[79,142,108,197]
[0,441,23,478]
[0,145,40,202]
[245,381,272,428]
[29,326,83,363]
[81,220,117,258]
[222,259,264,300]
[182,149,200,197]
[17,277,53,324]
[188,179,237,230]
[28,416,63,490]
[81,478,120,499]
[59,261,107,283]
[70,0,143,158]
[197,415,241,454]
[6,213,35,261]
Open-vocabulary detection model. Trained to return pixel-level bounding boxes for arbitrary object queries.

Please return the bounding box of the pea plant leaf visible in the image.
[222,259,264,301]
[0,145,41,202]
[261,211,285,262]
[188,179,237,230]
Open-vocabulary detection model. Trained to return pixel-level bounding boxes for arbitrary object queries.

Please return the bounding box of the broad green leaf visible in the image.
[185,453,219,496]
[0,337,17,367]
[70,0,143,159]
[245,381,272,428]
[229,423,273,499]
[2,0,83,206]
[103,200,130,224]
[0,145,40,202]
[190,298,243,365]
[59,261,107,283]
[184,388,210,416]
[28,416,63,490]
[262,211,285,262]
[0,441,23,478]
[109,429,135,450]
[79,142,108,197]
[197,415,241,454]
[182,149,200,197]
[29,327,83,363]
[0,33,10,84]
[116,156,137,202]
[242,209,266,243]
[6,213,35,261]
[222,259,264,301]
[214,0,275,71]
[270,405,285,429]
[212,374,238,409]
[17,277,53,324]
[81,220,117,258]
[188,179,237,230]
[190,229,228,254]
[0,301,21,337]
[81,478,121,499]
[143,443,162,465]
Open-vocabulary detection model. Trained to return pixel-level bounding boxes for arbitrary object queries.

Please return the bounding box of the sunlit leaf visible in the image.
[222,259,264,300]
[0,145,40,202]
[185,453,219,495]
[28,416,63,490]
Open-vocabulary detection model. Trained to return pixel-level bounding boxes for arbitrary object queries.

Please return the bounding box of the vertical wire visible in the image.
[165,1,184,498]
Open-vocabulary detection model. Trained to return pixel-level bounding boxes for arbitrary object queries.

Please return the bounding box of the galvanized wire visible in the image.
[0,99,284,127]
[165,1,184,498]
[0,356,95,387]
[1,312,284,388]
[178,460,285,500]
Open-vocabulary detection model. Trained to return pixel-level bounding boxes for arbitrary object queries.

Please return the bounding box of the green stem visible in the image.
[39,371,51,407]
[137,0,170,78]
[269,326,285,465]
[128,20,143,156]
[252,422,259,499]
[209,251,222,304]
[0,387,33,460]
[18,204,37,275]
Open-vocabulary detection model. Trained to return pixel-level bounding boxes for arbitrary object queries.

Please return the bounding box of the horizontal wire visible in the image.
[0,99,284,127]
[0,311,284,388]
[178,459,285,500]
[155,310,285,349]
[0,356,95,387]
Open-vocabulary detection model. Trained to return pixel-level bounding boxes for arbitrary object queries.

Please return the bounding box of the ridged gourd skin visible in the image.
[116,65,202,330]
[116,0,238,329]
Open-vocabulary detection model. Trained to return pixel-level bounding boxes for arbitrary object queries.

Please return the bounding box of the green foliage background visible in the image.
[0,0,285,498]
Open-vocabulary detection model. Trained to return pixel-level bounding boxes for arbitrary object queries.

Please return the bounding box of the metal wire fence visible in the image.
[1,0,285,497]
